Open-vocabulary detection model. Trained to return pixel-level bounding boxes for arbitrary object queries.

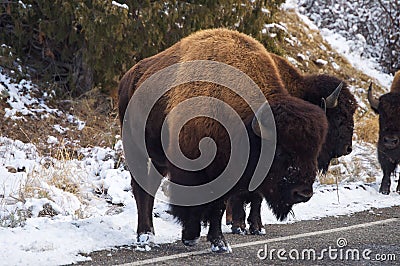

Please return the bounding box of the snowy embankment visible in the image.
[1,1,400,265]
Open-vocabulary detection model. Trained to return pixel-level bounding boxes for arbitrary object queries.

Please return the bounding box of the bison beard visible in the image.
[118,28,328,253]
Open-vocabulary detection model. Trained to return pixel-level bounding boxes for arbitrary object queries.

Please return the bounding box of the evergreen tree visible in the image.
[0,0,285,96]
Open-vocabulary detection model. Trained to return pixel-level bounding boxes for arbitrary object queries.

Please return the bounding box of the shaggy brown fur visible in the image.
[368,70,400,194]
[226,49,357,234]
[119,28,328,251]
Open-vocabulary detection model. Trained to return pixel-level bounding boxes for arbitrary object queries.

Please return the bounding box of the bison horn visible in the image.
[325,82,343,108]
[251,102,274,140]
[320,98,326,113]
[367,82,380,113]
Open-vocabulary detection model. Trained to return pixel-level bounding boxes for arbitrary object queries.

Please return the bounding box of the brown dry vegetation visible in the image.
[0,87,120,156]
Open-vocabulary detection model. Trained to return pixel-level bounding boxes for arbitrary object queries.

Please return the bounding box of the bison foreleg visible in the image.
[181,207,202,246]
[396,180,400,193]
[248,193,265,235]
[378,154,396,195]
[396,171,400,193]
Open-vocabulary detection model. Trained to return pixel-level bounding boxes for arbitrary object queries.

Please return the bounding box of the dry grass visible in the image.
[0,205,32,228]
[0,142,89,227]
[0,86,120,157]
[355,114,379,144]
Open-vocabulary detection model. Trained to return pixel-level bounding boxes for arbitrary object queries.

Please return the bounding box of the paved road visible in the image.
[77,206,400,265]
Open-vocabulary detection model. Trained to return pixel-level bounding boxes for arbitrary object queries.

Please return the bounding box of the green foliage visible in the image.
[0,0,285,96]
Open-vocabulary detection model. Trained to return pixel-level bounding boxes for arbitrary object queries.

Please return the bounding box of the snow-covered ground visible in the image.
[1,1,399,265]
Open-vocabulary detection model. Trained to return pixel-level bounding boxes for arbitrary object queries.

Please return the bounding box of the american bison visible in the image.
[226,54,357,234]
[119,28,328,252]
[368,70,400,194]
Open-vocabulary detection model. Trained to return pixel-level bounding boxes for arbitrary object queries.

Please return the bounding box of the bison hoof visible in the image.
[210,239,232,253]
[249,227,266,235]
[379,186,390,195]
[137,233,155,246]
[231,226,247,235]
[182,237,200,246]
[135,244,152,252]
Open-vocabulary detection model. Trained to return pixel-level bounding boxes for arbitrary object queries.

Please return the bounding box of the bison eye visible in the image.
[274,149,284,158]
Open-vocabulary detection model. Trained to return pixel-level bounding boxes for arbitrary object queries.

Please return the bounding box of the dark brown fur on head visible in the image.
[377,93,400,160]
[302,75,357,172]
[372,71,400,159]
[268,53,357,172]
[257,96,327,220]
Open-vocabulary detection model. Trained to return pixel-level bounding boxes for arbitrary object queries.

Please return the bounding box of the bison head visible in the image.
[368,84,400,156]
[303,76,357,173]
[252,96,328,220]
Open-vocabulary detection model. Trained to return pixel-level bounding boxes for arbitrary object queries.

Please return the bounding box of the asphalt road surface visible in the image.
[77,206,400,265]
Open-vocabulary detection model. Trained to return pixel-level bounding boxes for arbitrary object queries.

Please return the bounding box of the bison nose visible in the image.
[383,136,399,149]
[344,144,352,155]
[291,186,313,203]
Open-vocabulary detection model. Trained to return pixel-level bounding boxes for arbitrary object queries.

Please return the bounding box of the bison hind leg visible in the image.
[225,199,233,225]
[247,193,265,235]
[230,194,248,235]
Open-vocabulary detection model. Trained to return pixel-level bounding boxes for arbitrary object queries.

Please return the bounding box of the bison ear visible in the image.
[251,102,275,140]
[325,82,343,108]
[367,83,380,114]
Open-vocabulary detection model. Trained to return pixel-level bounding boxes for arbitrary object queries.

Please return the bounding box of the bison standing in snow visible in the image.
[368,71,400,194]
[226,53,357,235]
[118,28,328,252]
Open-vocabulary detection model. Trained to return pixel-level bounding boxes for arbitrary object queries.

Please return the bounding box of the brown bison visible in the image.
[368,70,400,194]
[119,28,328,252]
[226,54,357,234]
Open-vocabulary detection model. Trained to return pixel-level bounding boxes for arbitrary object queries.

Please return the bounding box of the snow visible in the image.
[320,28,393,89]
[111,1,129,10]
[296,0,396,90]
[315,58,328,66]
[1,137,400,265]
[1,1,400,265]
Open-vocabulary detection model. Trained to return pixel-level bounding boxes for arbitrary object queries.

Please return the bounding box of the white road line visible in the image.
[119,218,399,266]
